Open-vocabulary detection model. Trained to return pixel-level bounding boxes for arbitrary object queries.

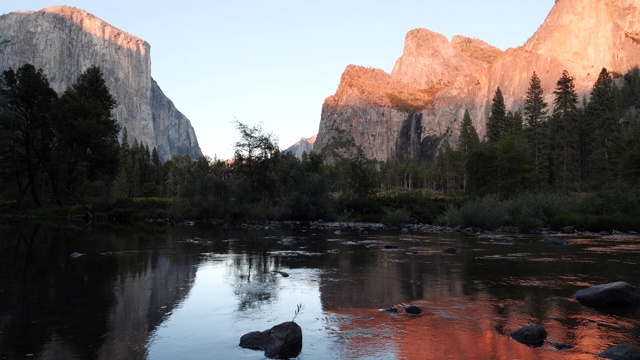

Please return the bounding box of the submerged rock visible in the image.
[510,325,547,347]
[272,271,290,278]
[573,281,640,308]
[240,321,302,359]
[597,344,640,359]
[543,236,568,245]
[443,247,457,254]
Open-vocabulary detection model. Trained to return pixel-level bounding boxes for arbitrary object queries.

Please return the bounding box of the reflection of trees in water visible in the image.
[228,251,284,312]
[0,221,200,360]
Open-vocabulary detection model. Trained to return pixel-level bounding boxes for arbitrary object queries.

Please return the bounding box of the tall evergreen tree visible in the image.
[459,109,479,192]
[550,70,580,190]
[585,68,619,186]
[54,65,120,198]
[523,72,549,179]
[487,87,507,143]
[459,109,479,156]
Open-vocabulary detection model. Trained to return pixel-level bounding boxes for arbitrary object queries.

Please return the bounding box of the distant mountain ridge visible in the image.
[285,135,316,158]
[315,0,640,162]
[0,6,201,161]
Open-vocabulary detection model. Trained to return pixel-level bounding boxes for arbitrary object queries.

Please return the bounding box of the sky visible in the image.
[0,1,555,160]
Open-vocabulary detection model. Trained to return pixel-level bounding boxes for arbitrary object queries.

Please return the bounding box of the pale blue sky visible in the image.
[0,1,555,160]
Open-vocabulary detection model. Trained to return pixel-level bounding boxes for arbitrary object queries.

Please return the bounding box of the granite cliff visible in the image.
[0,6,201,161]
[315,0,640,162]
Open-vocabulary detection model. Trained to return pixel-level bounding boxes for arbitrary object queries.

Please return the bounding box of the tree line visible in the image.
[1,63,639,227]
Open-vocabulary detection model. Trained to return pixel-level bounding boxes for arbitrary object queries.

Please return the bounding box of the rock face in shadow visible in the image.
[573,281,640,308]
[315,0,640,162]
[0,6,201,161]
[510,325,547,347]
[240,321,303,359]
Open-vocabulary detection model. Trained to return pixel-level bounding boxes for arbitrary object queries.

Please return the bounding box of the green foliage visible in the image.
[292,303,305,322]
[0,63,58,207]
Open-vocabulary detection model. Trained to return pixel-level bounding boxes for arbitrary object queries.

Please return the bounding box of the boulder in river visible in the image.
[573,281,640,308]
[510,325,547,347]
[240,321,302,359]
[404,305,422,315]
[597,344,640,359]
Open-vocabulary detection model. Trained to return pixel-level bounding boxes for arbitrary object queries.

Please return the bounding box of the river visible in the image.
[1,221,639,359]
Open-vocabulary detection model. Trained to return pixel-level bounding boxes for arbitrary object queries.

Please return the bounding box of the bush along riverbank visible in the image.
[3,186,640,236]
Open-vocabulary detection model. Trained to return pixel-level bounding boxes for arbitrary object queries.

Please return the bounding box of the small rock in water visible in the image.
[273,271,290,277]
[404,305,422,315]
[381,307,398,313]
[552,343,573,350]
[543,236,568,245]
[327,249,340,254]
[279,236,296,246]
[365,244,379,249]
[600,231,611,236]
[383,244,399,249]
[443,247,457,254]
[69,252,85,259]
[340,240,358,246]
[510,325,547,347]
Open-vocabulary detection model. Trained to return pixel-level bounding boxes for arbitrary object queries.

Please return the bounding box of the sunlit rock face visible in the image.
[0,6,201,161]
[316,0,640,161]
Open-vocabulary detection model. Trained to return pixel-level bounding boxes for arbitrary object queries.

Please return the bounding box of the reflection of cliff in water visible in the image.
[0,222,199,360]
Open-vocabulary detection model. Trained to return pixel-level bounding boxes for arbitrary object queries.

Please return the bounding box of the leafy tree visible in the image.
[0,64,58,206]
[487,87,507,143]
[523,72,549,181]
[550,70,579,190]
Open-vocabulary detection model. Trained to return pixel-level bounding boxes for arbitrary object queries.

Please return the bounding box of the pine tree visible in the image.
[523,72,549,180]
[459,109,479,156]
[550,70,580,190]
[585,68,619,186]
[459,110,479,192]
[487,87,507,143]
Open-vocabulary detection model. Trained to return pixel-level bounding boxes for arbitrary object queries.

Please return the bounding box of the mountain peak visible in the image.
[35,5,148,53]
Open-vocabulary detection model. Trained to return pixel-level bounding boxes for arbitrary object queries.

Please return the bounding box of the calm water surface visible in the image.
[1,221,640,359]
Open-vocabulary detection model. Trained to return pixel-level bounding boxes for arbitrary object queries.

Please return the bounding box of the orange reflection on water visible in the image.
[324,296,635,360]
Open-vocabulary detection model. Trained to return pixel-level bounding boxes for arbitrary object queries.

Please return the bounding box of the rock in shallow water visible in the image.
[404,305,422,315]
[510,325,547,347]
[597,344,640,359]
[573,281,639,308]
[240,321,302,359]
